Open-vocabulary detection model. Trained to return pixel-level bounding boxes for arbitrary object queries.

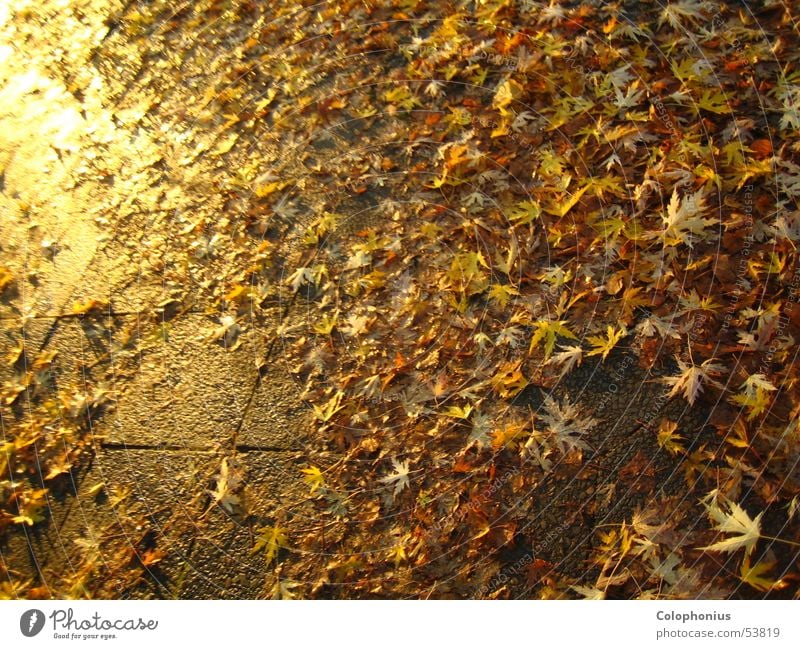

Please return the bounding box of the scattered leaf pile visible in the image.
[241,0,800,598]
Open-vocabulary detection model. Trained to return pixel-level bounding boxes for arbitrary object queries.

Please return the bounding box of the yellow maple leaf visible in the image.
[382,86,419,110]
[619,287,651,322]
[71,298,108,316]
[507,200,541,226]
[529,319,577,360]
[656,419,686,456]
[491,420,528,449]
[312,391,345,422]
[254,180,289,198]
[729,389,772,421]
[387,544,407,566]
[543,183,590,218]
[492,78,523,114]
[697,88,732,114]
[11,489,49,526]
[586,325,626,360]
[312,310,339,335]
[301,466,325,494]
[739,557,788,592]
[490,361,529,398]
[448,250,489,295]
[443,403,473,419]
[211,132,238,156]
[488,283,519,308]
[729,373,776,420]
[253,526,288,564]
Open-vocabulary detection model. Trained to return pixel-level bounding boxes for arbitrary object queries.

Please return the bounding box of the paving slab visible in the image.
[235,362,310,451]
[2,448,205,598]
[1,310,268,448]
[1,446,309,599]
[177,451,310,599]
[99,312,263,448]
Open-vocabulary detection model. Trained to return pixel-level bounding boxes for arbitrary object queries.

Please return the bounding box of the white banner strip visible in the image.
[0,600,797,648]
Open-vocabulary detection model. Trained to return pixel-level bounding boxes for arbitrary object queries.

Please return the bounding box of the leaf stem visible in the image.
[761,535,800,549]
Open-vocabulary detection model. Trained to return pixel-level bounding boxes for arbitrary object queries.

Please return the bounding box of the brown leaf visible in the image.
[525,558,555,587]
[618,450,655,488]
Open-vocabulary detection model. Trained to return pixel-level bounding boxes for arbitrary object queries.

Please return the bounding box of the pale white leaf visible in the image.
[700,493,762,556]
[662,357,724,405]
[379,458,410,496]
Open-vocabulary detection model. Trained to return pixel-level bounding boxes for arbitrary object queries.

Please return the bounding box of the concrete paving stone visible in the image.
[63,220,168,316]
[100,312,263,447]
[0,447,313,599]
[1,448,209,598]
[0,316,117,421]
[61,199,224,318]
[235,362,310,450]
[0,205,100,320]
[0,320,26,387]
[172,451,310,599]
[241,451,315,523]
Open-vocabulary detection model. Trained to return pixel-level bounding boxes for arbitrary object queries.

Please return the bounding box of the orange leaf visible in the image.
[750,139,772,158]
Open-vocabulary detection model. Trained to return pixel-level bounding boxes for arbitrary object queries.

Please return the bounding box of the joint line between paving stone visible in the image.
[99,441,300,453]
[0,307,206,323]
